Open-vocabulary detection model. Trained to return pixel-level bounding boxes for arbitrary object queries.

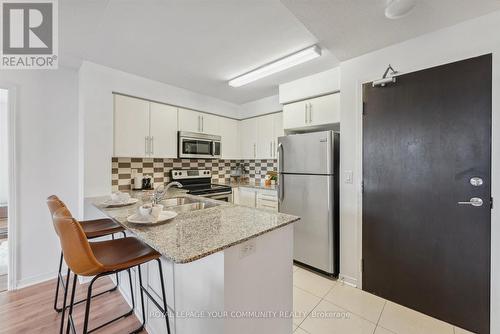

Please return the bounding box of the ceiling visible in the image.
[60,0,500,105]
[281,0,500,61]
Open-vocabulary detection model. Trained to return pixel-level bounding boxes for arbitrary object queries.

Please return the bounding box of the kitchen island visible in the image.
[87,191,299,334]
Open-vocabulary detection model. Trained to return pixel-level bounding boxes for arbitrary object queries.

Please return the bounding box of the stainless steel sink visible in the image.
[161,197,199,207]
[171,202,219,212]
[161,197,220,212]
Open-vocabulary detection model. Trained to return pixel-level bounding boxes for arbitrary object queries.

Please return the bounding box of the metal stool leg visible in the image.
[137,259,171,334]
[157,259,172,334]
[66,274,78,334]
[78,270,136,334]
[54,252,65,312]
[59,268,71,334]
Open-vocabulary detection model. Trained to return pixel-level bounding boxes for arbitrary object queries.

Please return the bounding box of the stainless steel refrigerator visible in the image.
[277,131,339,276]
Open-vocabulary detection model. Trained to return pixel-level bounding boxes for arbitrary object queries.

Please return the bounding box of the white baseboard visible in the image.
[338,273,358,288]
[16,270,58,290]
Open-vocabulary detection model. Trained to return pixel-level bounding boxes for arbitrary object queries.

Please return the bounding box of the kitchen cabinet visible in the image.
[114,95,177,158]
[236,187,257,207]
[219,117,240,159]
[283,92,340,130]
[239,112,283,160]
[114,94,150,158]
[256,189,278,212]
[149,102,178,158]
[256,114,275,159]
[178,108,219,134]
[239,118,257,159]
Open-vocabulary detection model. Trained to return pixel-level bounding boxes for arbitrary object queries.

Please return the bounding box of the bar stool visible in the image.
[51,206,171,334]
[47,195,126,333]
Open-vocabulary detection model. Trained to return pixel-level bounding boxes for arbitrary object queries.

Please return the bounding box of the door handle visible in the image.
[309,103,312,123]
[150,136,154,155]
[201,116,204,132]
[458,197,483,207]
[305,104,308,124]
[145,136,148,155]
[270,141,273,157]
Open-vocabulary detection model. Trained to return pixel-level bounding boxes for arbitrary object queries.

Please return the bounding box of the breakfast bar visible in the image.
[88,191,300,334]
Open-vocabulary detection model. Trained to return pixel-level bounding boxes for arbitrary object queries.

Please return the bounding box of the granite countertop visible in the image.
[214,180,278,191]
[90,191,299,264]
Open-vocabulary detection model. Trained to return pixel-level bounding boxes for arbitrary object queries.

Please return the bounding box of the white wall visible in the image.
[0,89,8,205]
[79,62,242,205]
[338,11,500,332]
[0,69,79,287]
[239,95,282,119]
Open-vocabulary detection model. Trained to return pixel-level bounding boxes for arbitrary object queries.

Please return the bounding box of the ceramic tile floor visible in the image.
[292,265,475,334]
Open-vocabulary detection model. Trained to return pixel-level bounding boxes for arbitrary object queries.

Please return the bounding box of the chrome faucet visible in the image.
[153,182,183,205]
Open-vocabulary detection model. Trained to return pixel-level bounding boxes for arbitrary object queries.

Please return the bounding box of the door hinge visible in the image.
[361,181,364,194]
[362,102,366,116]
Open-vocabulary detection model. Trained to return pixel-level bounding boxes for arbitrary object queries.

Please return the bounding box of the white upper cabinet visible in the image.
[239,118,257,159]
[200,113,219,135]
[149,102,177,158]
[282,100,308,130]
[256,114,275,159]
[283,93,340,130]
[114,95,150,158]
[279,67,340,104]
[219,117,240,159]
[178,108,219,134]
[178,108,201,133]
[308,93,340,127]
[114,95,178,158]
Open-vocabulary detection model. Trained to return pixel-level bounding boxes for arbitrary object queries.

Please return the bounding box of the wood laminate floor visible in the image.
[0,276,146,333]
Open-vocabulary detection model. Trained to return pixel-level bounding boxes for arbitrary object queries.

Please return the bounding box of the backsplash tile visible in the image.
[111,157,277,192]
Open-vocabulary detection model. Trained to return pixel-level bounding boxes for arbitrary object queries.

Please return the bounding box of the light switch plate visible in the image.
[345,170,353,184]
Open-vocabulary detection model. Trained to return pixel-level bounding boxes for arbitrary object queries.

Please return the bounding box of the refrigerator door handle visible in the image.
[277,142,284,202]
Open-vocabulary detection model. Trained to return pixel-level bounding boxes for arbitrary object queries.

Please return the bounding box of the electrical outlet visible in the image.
[345,170,353,184]
[239,239,257,259]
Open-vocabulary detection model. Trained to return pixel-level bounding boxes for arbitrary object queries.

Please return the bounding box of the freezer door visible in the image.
[278,131,334,175]
[279,174,335,274]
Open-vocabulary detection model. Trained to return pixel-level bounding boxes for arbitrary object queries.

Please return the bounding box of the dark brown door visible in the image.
[362,55,491,334]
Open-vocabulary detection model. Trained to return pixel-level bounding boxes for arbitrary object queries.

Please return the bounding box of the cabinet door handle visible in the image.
[253,143,256,158]
[145,136,148,155]
[202,116,204,132]
[198,115,201,132]
[270,141,273,157]
[305,104,308,123]
[150,136,154,155]
[309,103,313,123]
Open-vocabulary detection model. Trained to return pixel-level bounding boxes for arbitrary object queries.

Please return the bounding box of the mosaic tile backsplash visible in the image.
[112,157,278,192]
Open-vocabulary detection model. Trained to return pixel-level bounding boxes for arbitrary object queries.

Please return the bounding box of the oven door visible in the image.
[179,136,214,158]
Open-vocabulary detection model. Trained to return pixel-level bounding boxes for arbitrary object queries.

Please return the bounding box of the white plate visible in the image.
[127,211,177,225]
[101,198,139,207]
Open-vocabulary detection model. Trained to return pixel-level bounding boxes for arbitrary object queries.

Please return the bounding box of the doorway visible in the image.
[0,88,8,292]
[362,55,491,334]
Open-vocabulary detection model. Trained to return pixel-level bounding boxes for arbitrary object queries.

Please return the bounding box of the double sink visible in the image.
[161,196,220,212]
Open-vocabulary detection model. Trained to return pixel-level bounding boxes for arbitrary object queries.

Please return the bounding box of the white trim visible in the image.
[15,270,57,290]
[1,85,18,291]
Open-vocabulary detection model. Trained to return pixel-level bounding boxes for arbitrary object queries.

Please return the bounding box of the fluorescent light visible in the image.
[385,0,417,19]
[228,45,322,87]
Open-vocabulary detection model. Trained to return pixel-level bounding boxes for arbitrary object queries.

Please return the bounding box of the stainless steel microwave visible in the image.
[178,131,221,159]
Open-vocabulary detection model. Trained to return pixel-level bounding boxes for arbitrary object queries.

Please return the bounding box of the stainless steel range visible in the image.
[170,169,232,202]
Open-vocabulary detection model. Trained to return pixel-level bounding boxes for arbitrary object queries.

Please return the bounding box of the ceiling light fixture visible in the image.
[385,0,417,19]
[228,45,322,87]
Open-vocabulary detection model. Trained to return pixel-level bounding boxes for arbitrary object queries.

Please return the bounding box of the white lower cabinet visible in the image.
[237,187,257,207]
[256,189,278,212]
[233,187,278,211]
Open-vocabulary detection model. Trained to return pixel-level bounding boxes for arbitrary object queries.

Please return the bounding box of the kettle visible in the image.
[142,176,153,190]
